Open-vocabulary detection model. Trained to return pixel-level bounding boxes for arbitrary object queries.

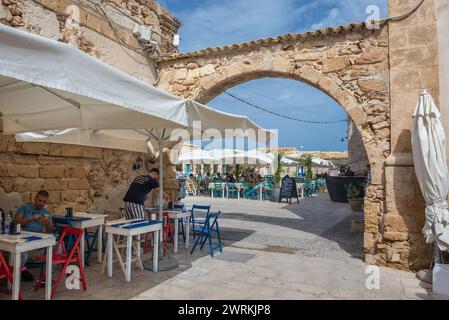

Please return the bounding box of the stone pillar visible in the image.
[384,0,441,270]
[435,0,449,163]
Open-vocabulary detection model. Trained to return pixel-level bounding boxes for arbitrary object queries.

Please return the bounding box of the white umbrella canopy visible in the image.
[281,157,299,166]
[0,24,187,134]
[311,157,335,168]
[285,153,335,168]
[412,91,449,251]
[232,150,274,165]
[1,23,272,217]
[177,149,218,164]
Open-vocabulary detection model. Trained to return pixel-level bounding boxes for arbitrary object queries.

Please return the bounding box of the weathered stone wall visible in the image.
[436,0,449,164]
[0,135,180,215]
[380,0,442,270]
[347,119,369,175]
[0,0,181,215]
[0,0,180,83]
[0,135,144,214]
[157,23,391,267]
[157,24,391,183]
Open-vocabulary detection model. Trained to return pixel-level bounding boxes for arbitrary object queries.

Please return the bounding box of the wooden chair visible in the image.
[0,251,26,300]
[35,227,87,299]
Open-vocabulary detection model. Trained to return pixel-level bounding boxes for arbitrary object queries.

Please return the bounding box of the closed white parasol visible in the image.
[412,90,449,251]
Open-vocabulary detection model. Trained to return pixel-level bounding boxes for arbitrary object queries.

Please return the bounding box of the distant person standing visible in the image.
[123,169,168,220]
[204,172,211,185]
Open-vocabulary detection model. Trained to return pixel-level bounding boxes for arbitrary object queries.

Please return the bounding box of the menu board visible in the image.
[279,176,299,204]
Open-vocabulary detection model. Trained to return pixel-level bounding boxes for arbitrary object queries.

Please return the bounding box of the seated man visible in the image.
[13,190,54,281]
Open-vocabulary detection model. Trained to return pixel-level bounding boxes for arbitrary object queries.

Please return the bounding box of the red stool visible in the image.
[162,212,175,257]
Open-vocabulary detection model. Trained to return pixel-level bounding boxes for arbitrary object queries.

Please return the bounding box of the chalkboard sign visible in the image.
[279,176,299,204]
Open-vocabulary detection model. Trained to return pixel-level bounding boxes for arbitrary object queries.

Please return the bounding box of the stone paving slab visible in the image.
[1,193,447,300]
[133,194,447,300]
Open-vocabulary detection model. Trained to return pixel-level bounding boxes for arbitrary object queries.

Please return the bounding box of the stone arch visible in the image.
[158,22,391,264]
[193,69,380,172]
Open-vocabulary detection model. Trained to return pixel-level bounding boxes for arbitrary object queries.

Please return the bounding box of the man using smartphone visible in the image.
[13,190,54,281]
[14,190,53,234]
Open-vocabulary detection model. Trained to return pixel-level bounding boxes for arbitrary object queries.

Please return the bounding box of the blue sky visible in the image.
[158,0,388,151]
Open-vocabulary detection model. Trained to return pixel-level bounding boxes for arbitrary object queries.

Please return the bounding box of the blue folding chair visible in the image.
[189,205,211,239]
[190,210,223,257]
[83,222,105,267]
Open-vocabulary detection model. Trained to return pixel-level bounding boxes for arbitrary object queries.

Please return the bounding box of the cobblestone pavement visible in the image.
[2,193,446,300]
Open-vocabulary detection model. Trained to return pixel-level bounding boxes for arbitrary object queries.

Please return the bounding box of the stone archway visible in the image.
[157,22,391,267]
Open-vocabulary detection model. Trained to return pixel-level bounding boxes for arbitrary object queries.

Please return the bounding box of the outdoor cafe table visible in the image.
[146,209,191,254]
[53,212,107,268]
[165,210,191,253]
[208,182,227,198]
[0,232,56,300]
[104,219,162,282]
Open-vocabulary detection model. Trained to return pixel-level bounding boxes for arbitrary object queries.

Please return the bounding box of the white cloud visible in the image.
[306,0,387,32]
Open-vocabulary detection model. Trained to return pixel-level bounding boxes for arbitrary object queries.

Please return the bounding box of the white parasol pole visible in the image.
[159,134,164,242]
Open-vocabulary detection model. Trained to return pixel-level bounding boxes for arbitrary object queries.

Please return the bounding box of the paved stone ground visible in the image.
[134,194,446,300]
[1,193,446,300]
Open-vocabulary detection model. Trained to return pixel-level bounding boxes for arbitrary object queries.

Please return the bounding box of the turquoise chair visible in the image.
[227,183,239,199]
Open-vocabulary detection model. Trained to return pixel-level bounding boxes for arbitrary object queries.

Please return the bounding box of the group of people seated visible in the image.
[200,172,263,188]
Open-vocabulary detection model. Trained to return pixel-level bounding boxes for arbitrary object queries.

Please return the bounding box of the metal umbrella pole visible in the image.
[159,134,164,242]
[145,129,179,271]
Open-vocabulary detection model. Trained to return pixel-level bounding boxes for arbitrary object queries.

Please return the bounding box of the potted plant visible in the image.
[303,154,314,181]
[271,153,283,202]
[345,183,366,212]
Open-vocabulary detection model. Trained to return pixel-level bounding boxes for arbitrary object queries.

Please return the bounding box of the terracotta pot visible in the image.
[348,198,364,212]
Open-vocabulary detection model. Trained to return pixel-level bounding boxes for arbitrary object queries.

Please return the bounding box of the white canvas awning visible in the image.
[228,150,274,165]
[177,149,218,164]
[0,23,272,154]
[285,153,335,168]
[281,157,299,166]
[0,23,272,217]
[0,23,187,134]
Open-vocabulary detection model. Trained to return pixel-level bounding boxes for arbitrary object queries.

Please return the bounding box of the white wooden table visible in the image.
[104,219,162,282]
[208,182,227,198]
[165,210,191,253]
[53,212,107,268]
[0,232,56,300]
